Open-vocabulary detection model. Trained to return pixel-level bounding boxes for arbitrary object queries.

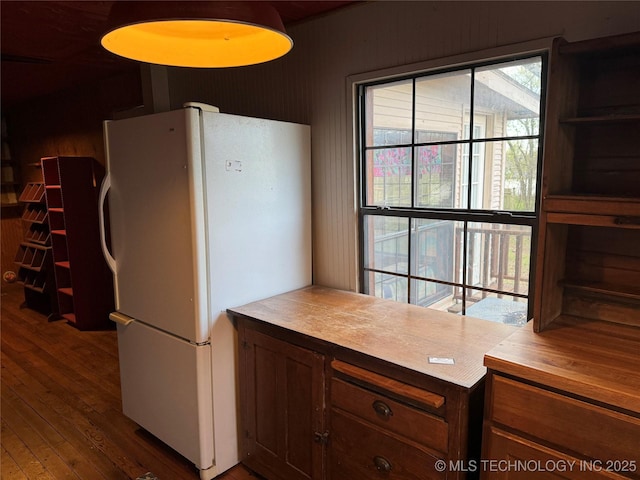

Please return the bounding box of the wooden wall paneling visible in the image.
[1,212,23,285]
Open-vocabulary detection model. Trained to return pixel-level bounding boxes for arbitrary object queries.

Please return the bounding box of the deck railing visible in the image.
[452,224,530,303]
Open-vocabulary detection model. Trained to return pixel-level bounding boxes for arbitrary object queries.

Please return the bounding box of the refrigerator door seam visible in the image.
[121,316,211,346]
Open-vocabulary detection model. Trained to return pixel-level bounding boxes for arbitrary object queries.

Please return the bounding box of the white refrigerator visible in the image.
[99,103,311,479]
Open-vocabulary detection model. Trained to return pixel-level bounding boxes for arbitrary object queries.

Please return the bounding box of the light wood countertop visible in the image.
[228,285,518,389]
[484,316,640,415]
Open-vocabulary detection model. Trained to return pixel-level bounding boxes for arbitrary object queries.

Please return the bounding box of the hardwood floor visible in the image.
[1,283,256,480]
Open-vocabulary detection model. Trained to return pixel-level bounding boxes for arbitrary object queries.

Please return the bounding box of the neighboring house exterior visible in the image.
[367,68,540,212]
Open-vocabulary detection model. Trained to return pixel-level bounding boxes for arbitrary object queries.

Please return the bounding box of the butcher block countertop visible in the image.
[228,285,518,389]
[484,316,640,414]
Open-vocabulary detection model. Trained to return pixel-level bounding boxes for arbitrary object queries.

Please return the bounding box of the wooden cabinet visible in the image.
[238,324,326,480]
[482,321,640,479]
[230,286,517,480]
[14,181,58,314]
[482,32,640,480]
[42,156,114,330]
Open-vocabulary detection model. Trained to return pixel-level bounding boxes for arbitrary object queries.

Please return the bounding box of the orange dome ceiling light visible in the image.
[101,1,293,68]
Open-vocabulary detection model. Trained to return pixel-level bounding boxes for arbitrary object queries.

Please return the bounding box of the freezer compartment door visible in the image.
[103,109,206,343]
[117,318,214,470]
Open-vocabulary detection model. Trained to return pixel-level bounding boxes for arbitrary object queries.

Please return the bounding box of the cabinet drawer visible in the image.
[330,409,445,480]
[484,426,634,480]
[490,375,640,464]
[331,378,448,454]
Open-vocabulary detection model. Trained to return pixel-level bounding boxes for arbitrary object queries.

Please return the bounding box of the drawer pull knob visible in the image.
[372,400,393,418]
[373,455,393,472]
[614,216,640,226]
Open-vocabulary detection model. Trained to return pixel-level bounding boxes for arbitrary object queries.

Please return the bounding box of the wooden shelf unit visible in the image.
[534,32,640,332]
[42,156,114,330]
[14,181,58,315]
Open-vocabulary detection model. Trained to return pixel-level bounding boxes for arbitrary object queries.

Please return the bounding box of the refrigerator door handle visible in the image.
[109,311,134,326]
[99,173,117,273]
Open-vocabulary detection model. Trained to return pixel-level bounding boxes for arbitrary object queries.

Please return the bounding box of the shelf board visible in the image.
[51,229,67,236]
[560,113,640,125]
[561,280,640,302]
[55,261,70,269]
[20,282,46,293]
[22,218,47,225]
[24,236,51,246]
[61,313,76,323]
[58,287,73,296]
[18,183,46,203]
[22,208,48,224]
[544,194,640,216]
[546,212,640,229]
[20,242,51,251]
[15,262,43,273]
[48,207,64,213]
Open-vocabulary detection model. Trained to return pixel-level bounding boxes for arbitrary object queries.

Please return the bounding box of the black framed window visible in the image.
[358,55,546,325]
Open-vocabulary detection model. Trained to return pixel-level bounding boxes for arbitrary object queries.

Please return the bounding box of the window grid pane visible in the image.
[359,54,545,325]
[363,217,529,316]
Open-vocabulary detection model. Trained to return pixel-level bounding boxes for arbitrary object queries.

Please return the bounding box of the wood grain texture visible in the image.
[1,211,22,278]
[483,426,627,480]
[0,283,254,480]
[544,195,640,217]
[484,317,640,414]
[228,286,518,390]
[490,375,640,462]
